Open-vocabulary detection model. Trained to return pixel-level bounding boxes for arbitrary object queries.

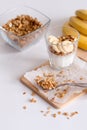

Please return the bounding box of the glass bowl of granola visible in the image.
[45,25,79,69]
[0,6,51,51]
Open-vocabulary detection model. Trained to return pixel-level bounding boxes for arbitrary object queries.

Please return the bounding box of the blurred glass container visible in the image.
[45,25,80,69]
[0,6,51,51]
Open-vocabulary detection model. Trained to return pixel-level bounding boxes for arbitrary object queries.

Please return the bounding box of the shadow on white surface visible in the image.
[0,38,18,54]
[50,17,69,26]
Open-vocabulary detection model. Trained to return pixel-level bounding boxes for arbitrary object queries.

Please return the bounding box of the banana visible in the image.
[76,9,87,20]
[62,40,74,53]
[69,16,87,35]
[62,22,87,50]
[48,35,59,45]
[52,44,61,53]
[78,34,87,50]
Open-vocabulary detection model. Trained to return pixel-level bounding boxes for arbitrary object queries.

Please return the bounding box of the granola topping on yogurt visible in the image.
[48,35,76,55]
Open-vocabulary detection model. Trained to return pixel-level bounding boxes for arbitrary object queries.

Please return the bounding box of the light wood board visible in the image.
[77,48,87,62]
[20,62,85,109]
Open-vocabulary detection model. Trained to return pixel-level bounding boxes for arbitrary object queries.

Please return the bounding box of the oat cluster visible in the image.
[35,74,58,90]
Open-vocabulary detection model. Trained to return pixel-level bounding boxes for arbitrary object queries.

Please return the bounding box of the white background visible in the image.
[0,0,87,130]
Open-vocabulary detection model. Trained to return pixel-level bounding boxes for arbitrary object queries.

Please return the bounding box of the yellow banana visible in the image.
[62,22,87,50]
[76,9,87,20]
[69,16,87,35]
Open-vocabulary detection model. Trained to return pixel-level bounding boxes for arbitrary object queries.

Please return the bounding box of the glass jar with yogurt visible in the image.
[45,25,79,69]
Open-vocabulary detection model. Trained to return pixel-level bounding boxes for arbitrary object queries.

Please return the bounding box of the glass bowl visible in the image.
[0,6,51,51]
[45,25,79,70]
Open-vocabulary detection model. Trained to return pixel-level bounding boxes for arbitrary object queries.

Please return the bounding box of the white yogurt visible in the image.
[47,35,77,69]
[48,50,76,69]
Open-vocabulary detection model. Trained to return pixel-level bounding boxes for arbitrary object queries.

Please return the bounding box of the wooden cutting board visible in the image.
[77,48,87,62]
[20,59,87,109]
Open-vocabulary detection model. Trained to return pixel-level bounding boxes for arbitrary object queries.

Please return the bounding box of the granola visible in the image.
[35,75,57,90]
[3,15,42,36]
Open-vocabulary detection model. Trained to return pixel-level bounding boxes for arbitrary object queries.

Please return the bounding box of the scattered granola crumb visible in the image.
[46,111,50,114]
[59,70,64,75]
[70,111,78,117]
[22,105,27,110]
[43,73,54,77]
[43,114,47,116]
[40,110,44,113]
[80,77,84,80]
[52,113,57,118]
[58,111,61,115]
[47,106,51,110]
[55,86,69,98]
[23,91,26,95]
[29,98,37,103]
[62,112,69,116]
[40,109,79,119]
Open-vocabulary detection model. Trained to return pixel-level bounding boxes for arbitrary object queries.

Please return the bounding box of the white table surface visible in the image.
[0,0,87,130]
